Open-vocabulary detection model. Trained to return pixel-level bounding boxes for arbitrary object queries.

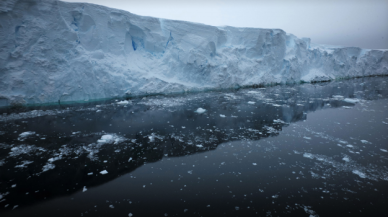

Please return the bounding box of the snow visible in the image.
[0,0,387,106]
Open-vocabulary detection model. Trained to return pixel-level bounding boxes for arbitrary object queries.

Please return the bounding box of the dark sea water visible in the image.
[0,77,387,217]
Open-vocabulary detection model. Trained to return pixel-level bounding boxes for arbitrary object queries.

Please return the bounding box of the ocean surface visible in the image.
[1,77,387,217]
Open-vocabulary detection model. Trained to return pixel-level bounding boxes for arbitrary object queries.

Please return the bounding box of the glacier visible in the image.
[0,0,387,106]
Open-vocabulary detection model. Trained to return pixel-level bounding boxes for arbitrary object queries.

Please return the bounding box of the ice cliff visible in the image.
[1,0,387,106]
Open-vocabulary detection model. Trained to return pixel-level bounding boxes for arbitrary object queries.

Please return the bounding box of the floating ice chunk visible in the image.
[248,101,255,104]
[128,157,133,162]
[128,213,133,217]
[83,186,87,192]
[380,149,387,152]
[360,140,370,144]
[100,170,108,175]
[97,134,125,144]
[332,95,344,99]
[272,195,279,198]
[149,133,155,142]
[196,145,203,148]
[346,145,354,148]
[184,209,188,212]
[96,110,101,112]
[194,108,206,114]
[252,163,257,166]
[344,98,360,103]
[273,119,285,123]
[117,100,129,105]
[11,184,16,188]
[109,205,114,208]
[15,160,33,168]
[219,114,226,118]
[235,206,239,210]
[303,153,314,159]
[342,156,350,162]
[18,131,35,141]
[87,172,93,175]
[342,106,352,109]
[103,160,107,163]
[303,137,311,140]
[187,170,193,174]
[42,163,55,172]
[352,170,366,178]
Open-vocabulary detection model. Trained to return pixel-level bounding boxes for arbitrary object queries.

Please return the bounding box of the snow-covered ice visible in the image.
[100,170,108,175]
[0,0,387,106]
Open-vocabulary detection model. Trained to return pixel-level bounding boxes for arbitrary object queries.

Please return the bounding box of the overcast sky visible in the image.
[63,0,388,49]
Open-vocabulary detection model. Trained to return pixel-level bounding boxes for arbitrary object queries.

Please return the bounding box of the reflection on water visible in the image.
[0,77,387,216]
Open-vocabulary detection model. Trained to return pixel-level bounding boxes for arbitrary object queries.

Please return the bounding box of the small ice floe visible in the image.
[219,114,226,118]
[103,160,107,163]
[194,108,206,114]
[303,137,311,140]
[181,126,186,129]
[87,172,93,175]
[196,145,203,148]
[42,163,55,172]
[117,100,129,105]
[346,145,354,148]
[342,156,350,162]
[15,160,33,168]
[344,98,360,103]
[96,110,101,112]
[109,205,114,208]
[352,170,366,178]
[148,133,155,142]
[342,106,352,109]
[235,206,239,211]
[100,170,108,175]
[11,184,16,188]
[128,213,133,217]
[380,149,388,152]
[83,186,87,192]
[128,157,133,162]
[97,134,125,144]
[360,140,371,144]
[248,101,255,104]
[303,153,314,159]
[252,163,257,166]
[332,95,344,99]
[18,131,35,141]
[272,195,279,199]
[273,119,285,124]
[187,170,193,174]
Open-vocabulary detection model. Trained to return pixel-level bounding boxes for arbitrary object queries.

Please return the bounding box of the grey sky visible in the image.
[63,0,388,49]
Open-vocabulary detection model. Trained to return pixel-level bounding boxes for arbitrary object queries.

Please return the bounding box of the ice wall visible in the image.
[0,0,387,106]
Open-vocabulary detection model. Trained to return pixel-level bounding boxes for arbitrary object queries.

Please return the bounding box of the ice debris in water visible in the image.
[352,170,366,178]
[344,98,360,103]
[128,213,133,217]
[100,170,108,175]
[272,195,279,198]
[248,101,255,104]
[42,163,55,172]
[109,205,114,208]
[15,160,33,168]
[235,206,239,211]
[303,153,314,159]
[380,149,387,152]
[83,186,87,192]
[194,108,206,114]
[220,114,226,118]
[88,172,93,175]
[97,134,126,144]
[360,140,371,144]
[18,131,35,141]
[117,100,130,105]
[9,145,45,157]
[342,156,350,162]
[128,157,133,162]
[252,163,257,166]
[303,137,311,140]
